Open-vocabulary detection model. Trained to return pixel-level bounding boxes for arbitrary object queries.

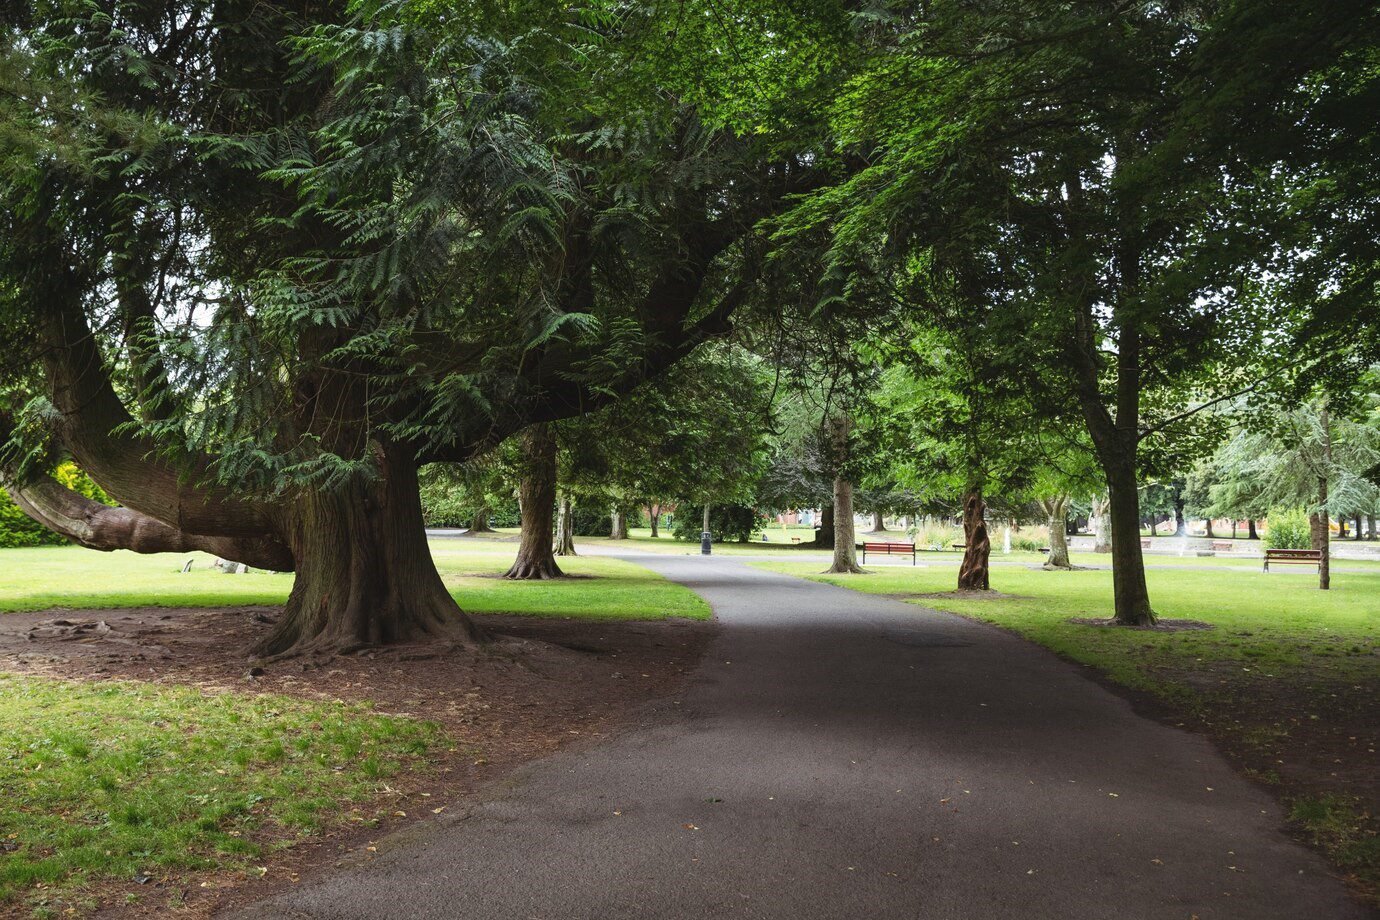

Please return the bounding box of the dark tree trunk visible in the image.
[1172,489,1186,537]
[1354,514,1363,541]
[867,510,885,533]
[1369,514,1377,541]
[1043,496,1071,569]
[470,504,494,533]
[1248,518,1259,540]
[1106,461,1156,625]
[813,503,835,549]
[1316,403,1332,590]
[556,495,577,556]
[1205,518,1214,539]
[610,506,628,540]
[505,424,563,579]
[825,476,864,574]
[957,490,991,590]
[254,443,481,658]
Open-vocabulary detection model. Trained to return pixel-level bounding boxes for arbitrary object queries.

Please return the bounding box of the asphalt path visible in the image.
[230,555,1370,920]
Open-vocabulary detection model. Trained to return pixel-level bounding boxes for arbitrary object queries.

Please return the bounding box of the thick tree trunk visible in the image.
[648,504,660,538]
[1042,496,1071,569]
[867,510,885,533]
[253,443,481,658]
[1106,461,1156,625]
[1205,518,1215,539]
[470,504,494,533]
[556,495,577,556]
[505,424,563,579]
[813,502,835,549]
[1248,519,1259,540]
[1369,514,1377,541]
[610,506,628,540]
[957,490,990,590]
[1354,514,1364,541]
[825,477,864,574]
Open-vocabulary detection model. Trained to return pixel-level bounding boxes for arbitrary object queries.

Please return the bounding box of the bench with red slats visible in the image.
[1263,548,1323,572]
[857,541,917,565]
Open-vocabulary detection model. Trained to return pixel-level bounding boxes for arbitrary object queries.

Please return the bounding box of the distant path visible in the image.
[231,555,1370,919]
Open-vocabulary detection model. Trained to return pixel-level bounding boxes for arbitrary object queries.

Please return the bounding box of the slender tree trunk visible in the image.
[556,495,577,556]
[957,490,990,590]
[1248,519,1259,540]
[610,506,628,540]
[1369,513,1377,541]
[470,504,494,533]
[1204,518,1214,539]
[1354,514,1363,541]
[826,476,864,574]
[648,504,660,539]
[1172,489,1186,536]
[1043,496,1071,569]
[253,442,482,658]
[505,424,562,579]
[1231,519,1237,539]
[1106,460,1156,624]
[1317,403,1332,590]
[867,509,885,533]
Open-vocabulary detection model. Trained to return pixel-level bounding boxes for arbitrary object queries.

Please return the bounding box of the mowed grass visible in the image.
[0,675,443,915]
[0,543,708,621]
[750,560,1379,690]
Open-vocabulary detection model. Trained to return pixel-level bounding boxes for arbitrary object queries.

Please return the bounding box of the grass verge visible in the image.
[0,674,445,916]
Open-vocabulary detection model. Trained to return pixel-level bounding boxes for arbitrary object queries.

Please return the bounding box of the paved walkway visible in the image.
[231,556,1370,919]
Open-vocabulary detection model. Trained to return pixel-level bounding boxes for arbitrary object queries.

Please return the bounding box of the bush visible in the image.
[0,464,110,548]
[1264,507,1312,550]
[571,503,612,537]
[672,503,765,543]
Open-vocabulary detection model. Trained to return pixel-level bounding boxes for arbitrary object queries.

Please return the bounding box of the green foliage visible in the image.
[1264,508,1313,550]
[0,464,108,548]
[671,504,765,543]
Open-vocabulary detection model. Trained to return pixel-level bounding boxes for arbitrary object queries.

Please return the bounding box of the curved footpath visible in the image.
[231,555,1371,919]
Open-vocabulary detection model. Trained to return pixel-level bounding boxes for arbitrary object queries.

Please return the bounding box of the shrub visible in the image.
[672,503,765,543]
[0,464,109,549]
[1264,507,1312,550]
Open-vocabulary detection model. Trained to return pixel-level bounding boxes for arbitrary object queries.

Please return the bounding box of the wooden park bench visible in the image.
[857,541,917,565]
[1140,538,1152,549]
[1263,548,1322,572]
[950,541,967,552]
[1210,541,1233,552]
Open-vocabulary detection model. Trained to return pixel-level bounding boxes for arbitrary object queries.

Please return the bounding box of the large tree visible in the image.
[0,1,843,656]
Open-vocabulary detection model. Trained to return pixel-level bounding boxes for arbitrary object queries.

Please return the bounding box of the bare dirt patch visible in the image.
[899,589,1027,601]
[1067,616,1216,631]
[0,606,713,918]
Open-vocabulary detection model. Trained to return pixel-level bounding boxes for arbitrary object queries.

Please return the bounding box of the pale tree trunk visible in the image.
[867,510,885,533]
[1042,496,1071,569]
[957,490,991,590]
[556,495,577,556]
[826,476,864,574]
[505,423,562,579]
[610,506,628,540]
[1090,496,1112,553]
[648,504,660,538]
[1315,403,1331,590]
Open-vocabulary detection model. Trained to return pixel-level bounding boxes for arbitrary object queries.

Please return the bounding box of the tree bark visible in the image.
[1369,514,1377,541]
[1205,518,1215,539]
[1248,519,1259,540]
[867,510,885,533]
[610,506,628,540]
[505,424,563,579]
[813,502,835,549]
[648,504,660,538]
[1042,496,1071,569]
[1172,488,1186,537]
[957,490,990,590]
[1316,402,1331,590]
[1354,514,1364,541]
[253,442,481,658]
[470,505,494,533]
[1090,496,1112,553]
[556,495,577,556]
[825,476,864,574]
[1106,460,1156,625]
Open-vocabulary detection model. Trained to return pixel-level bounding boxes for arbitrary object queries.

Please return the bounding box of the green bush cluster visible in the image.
[0,464,108,549]
[1264,507,1312,550]
[671,503,765,543]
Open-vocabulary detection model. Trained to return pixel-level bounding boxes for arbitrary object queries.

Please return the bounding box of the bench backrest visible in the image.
[1265,548,1321,558]
[861,542,914,552]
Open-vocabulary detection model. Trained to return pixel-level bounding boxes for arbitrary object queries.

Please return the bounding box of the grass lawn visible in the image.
[0,543,708,621]
[0,675,444,917]
[751,558,1380,902]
